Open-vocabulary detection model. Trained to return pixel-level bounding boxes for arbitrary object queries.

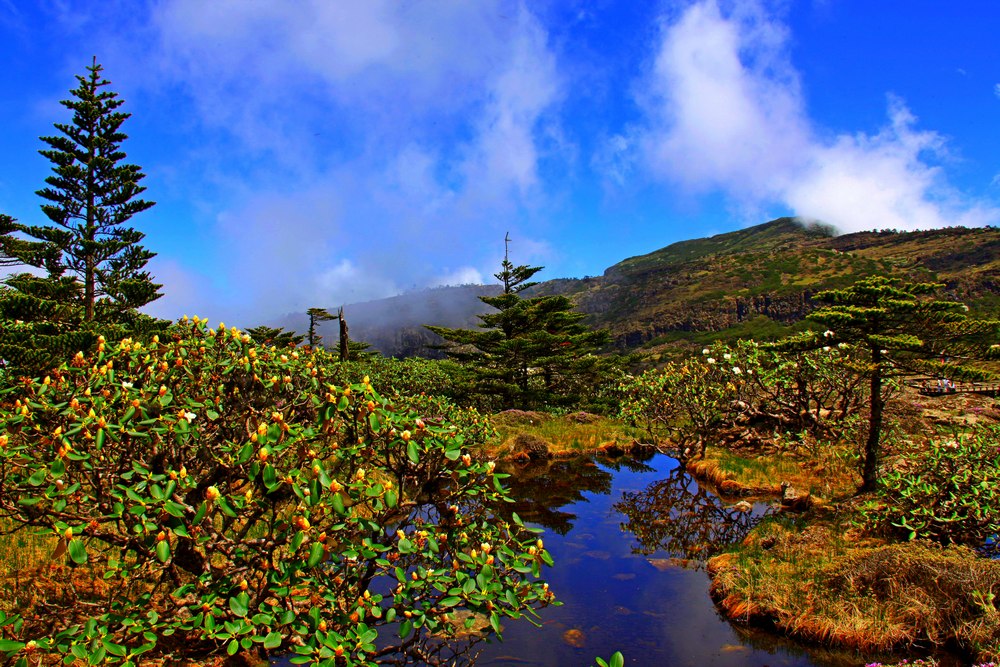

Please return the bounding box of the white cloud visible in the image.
[636,0,1000,233]
[131,2,564,320]
[316,259,398,306]
[458,7,562,199]
[432,266,486,287]
[994,83,1000,99]
[143,257,204,321]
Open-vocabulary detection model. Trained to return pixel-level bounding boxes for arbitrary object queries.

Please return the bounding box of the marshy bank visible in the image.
[479,391,1000,665]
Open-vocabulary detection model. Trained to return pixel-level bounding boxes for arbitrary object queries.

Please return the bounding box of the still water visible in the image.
[474,453,852,667]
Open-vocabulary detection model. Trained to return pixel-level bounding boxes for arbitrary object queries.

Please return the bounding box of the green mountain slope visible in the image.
[284,219,1000,357]
[539,219,1000,352]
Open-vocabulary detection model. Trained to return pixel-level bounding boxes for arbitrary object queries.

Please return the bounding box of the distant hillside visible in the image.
[277,219,1000,357]
[274,284,501,358]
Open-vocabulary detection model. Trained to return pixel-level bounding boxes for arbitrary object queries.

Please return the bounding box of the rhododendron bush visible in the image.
[0,319,554,665]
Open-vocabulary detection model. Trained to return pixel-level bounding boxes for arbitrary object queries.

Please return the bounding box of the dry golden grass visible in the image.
[708,516,1000,661]
[691,445,858,502]
[485,411,647,459]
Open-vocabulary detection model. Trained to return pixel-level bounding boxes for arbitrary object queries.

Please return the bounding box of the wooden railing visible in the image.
[909,378,1000,397]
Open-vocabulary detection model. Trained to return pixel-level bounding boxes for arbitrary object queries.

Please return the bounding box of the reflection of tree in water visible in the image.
[614,466,767,565]
[598,450,657,474]
[497,456,614,535]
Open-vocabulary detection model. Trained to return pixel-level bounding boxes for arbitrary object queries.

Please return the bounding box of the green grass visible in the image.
[486,411,645,458]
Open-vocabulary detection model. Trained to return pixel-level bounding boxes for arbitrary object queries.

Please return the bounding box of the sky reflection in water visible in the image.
[476,453,829,667]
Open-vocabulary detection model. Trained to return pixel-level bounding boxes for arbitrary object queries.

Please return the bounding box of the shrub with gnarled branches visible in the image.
[0,318,555,666]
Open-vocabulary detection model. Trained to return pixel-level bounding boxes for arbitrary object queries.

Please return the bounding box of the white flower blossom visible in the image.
[707,357,716,364]
[732,366,742,375]
[121,382,134,390]
[183,411,197,422]
[823,330,834,338]
[723,353,732,360]
[702,348,710,355]
[823,346,831,352]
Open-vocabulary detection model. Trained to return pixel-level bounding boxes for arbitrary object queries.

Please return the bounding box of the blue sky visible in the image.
[1,1,998,325]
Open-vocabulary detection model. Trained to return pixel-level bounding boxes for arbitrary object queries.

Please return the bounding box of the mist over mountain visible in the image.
[274,218,1000,358]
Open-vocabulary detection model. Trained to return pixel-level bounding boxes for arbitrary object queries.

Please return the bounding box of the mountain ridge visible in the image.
[279,218,1000,357]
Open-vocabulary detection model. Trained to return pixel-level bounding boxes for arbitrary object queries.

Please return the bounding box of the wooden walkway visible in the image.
[909,378,1000,397]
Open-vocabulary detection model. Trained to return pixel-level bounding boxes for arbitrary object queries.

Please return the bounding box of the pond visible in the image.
[471,452,862,667]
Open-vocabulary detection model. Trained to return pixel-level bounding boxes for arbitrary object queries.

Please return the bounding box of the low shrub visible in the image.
[861,427,1000,553]
[0,319,555,665]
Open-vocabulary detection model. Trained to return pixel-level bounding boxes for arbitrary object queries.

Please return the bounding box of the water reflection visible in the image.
[497,457,615,535]
[477,453,828,667]
[614,465,768,567]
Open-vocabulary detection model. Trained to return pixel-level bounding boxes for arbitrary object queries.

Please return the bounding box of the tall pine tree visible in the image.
[428,234,611,410]
[19,57,160,320]
[1,59,163,378]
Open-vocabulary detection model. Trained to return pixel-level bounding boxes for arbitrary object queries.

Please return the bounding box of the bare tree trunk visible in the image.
[860,348,883,493]
[338,307,349,362]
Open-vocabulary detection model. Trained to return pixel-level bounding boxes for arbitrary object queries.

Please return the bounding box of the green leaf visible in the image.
[440,596,461,608]
[263,464,277,491]
[307,542,325,568]
[610,651,624,667]
[156,540,170,563]
[331,492,346,516]
[229,594,249,618]
[27,468,46,486]
[385,489,398,509]
[101,639,126,658]
[164,501,186,518]
[262,632,282,650]
[193,502,208,525]
[218,497,237,518]
[226,639,239,656]
[68,539,87,565]
[407,441,419,464]
[0,640,25,653]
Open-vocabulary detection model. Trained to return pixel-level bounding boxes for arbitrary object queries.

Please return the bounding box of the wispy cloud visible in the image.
[632,0,1000,233]
[135,1,564,323]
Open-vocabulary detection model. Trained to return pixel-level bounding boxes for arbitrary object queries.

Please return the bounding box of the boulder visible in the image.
[780,481,813,512]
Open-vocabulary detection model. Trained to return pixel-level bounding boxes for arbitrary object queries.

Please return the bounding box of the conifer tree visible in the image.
[428,234,611,410]
[0,60,164,379]
[306,307,337,349]
[782,275,999,492]
[246,325,305,348]
[17,57,160,320]
[0,274,92,378]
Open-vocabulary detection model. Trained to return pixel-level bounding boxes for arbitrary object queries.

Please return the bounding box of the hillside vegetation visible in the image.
[301,219,1000,358]
[544,218,1000,353]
